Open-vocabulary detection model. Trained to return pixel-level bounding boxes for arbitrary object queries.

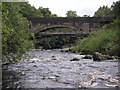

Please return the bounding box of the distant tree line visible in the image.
[65,10,90,17]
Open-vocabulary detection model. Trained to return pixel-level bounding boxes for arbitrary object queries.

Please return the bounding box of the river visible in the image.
[2,49,119,89]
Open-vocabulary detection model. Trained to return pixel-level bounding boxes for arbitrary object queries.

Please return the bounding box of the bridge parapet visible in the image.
[28,17,113,23]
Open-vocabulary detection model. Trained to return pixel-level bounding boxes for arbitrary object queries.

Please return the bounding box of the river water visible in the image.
[2,49,119,89]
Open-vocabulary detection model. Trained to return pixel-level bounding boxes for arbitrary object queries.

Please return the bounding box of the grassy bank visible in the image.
[70,18,120,57]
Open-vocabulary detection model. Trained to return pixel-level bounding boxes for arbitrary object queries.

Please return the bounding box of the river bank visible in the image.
[70,18,120,57]
[2,49,119,88]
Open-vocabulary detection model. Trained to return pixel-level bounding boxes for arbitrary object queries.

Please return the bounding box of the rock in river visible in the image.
[93,52,114,61]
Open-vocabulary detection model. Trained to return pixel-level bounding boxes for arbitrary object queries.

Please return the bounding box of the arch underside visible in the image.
[32,25,78,34]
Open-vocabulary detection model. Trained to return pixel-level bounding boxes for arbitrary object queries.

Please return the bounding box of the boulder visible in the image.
[93,52,103,61]
[93,52,114,61]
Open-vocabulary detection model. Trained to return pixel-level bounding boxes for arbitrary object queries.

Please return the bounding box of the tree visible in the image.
[94,5,111,17]
[19,2,43,18]
[66,10,78,17]
[2,2,58,63]
[2,2,34,62]
[111,1,120,18]
[83,15,90,17]
[51,14,58,17]
[19,3,58,18]
[38,7,52,17]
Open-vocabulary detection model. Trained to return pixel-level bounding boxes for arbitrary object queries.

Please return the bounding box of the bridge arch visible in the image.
[30,24,78,34]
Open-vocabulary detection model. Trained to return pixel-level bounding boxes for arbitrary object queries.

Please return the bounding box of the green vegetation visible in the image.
[94,0,120,17]
[19,2,57,18]
[111,1,120,18]
[71,19,120,56]
[66,10,78,17]
[2,2,34,63]
[36,27,82,49]
[2,0,120,64]
[94,5,111,17]
[71,1,120,57]
[2,2,58,63]
[36,35,75,49]
[82,15,90,17]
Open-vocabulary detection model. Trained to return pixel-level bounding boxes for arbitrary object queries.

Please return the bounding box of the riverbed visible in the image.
[2,49,119,88]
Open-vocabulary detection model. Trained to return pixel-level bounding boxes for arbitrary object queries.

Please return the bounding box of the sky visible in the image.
[28,0,118,17]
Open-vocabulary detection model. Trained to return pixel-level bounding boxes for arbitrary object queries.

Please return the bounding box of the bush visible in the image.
[2,3,35,63]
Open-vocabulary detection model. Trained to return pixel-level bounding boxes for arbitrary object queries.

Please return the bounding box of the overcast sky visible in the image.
[28,0,118,17]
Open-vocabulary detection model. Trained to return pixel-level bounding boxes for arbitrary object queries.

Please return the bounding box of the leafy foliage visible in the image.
[19,2,43,18]
[36,35,76,49]
[19,2,58,18]
[66,10,78,17]
[82,15,90,17]
[2,2,35,62]
[94,5,111,17]
[94,1,120,18]
[71,1,120,57]
[2,2,58,63]
[111,0,120,18]
[71,19,120,56]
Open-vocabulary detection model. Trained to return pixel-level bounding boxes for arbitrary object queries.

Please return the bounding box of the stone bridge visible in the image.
[28,17,114,34]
